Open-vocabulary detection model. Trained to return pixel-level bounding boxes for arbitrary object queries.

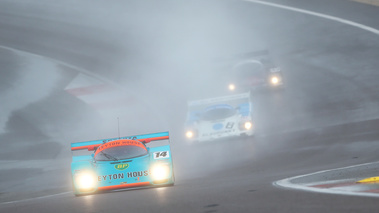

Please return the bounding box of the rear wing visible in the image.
[71,131,170,152]
[188,92,250,107]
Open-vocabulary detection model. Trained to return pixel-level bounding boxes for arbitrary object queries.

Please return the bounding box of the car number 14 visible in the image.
[153,151,169,159]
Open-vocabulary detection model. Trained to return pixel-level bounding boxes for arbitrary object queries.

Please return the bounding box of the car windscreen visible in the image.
[94,145,148,161]
[201,106,236,121]
[235,63,264,79]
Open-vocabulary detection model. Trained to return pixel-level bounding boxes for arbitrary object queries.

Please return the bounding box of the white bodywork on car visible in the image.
[185,92,254,142]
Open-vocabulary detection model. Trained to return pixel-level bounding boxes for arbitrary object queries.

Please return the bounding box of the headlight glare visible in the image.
[270,76,280,85]
[75,171,96,190]
[228,84,235,91]
[186,131,194,138]
[244,121,252,130]
[151,164,170,181]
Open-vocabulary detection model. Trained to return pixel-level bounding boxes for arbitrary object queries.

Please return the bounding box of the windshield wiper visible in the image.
[100,151,119,161]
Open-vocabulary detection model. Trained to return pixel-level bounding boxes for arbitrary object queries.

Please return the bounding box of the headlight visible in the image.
[151,164,170,181]
[270,76,280,85]
[244,121,253,130]
[186,131,194,138]
[228,84,235,91]
[75,171,97,190]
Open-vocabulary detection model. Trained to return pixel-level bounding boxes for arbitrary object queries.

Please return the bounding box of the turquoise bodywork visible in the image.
[71,132,174,195]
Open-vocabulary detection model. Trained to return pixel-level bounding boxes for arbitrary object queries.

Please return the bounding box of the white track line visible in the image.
[274,161,379,197]
[245,0,379,35]
[0,192,71,206]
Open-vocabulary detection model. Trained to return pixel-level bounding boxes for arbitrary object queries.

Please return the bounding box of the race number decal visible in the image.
[225,122,234,129]
[153,151,169,159]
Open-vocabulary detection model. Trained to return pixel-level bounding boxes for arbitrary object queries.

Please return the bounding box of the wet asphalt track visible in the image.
[1,0,379,212]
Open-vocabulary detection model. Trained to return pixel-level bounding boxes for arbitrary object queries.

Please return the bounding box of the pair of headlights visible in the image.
[185,121,253,138]
[74,164,171,191]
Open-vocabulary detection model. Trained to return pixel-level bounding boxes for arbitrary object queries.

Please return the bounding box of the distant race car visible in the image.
[227,51,284,92]
[185,92,254,142]
[70,131,174,195]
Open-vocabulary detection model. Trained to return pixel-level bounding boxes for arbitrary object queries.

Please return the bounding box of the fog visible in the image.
[0,0,269,189]
[2,0,379,203]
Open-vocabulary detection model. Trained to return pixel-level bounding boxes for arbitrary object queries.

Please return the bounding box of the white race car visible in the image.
[185,92,254,142]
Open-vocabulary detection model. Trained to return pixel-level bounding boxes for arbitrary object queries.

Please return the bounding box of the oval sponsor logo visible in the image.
[212,123,223,130]
[114,163,129,170]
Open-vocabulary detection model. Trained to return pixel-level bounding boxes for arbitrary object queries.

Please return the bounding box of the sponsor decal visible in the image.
[103,136,137,143]
[212,123,223,130]
[114,163,129,171]
[153,151,169,159]
[127,170,149,178]
[98,173,125,181]
[202,129,236,137]
[225,122,234,129]
[95,139,146,156]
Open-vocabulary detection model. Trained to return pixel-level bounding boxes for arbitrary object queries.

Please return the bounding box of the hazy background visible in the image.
[1,0,379,204]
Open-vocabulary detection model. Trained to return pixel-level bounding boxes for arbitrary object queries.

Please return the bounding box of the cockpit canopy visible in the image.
[94,139,148,161]
[201,104,236,121]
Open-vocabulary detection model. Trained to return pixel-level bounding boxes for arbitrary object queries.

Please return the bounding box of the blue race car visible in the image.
[71,131,174,195]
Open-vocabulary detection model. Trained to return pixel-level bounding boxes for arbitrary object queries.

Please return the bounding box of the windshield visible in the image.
[94,140,148,161]
[235,62,264,79]
[201,106,236,121]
